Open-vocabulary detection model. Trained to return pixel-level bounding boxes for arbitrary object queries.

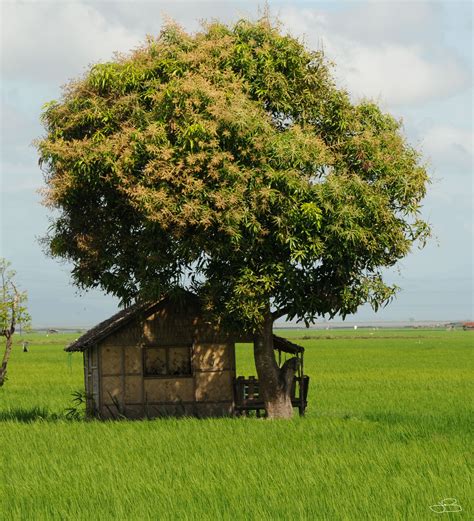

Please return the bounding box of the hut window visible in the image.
[144,346,192,377]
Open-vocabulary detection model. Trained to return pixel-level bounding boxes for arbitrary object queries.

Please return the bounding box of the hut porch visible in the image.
[233,334,309,417]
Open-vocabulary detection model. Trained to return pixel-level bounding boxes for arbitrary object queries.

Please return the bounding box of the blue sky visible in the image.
[1,0,472,327]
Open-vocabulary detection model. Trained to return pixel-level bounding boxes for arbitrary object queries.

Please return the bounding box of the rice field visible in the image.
[0,328,472,520]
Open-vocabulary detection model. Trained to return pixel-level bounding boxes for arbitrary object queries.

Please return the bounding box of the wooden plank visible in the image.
[144,377,194,402]
[101,345,122,375]
[120,346,125,414]
[124,375,143,403]
[101,375,121,405]
[193,343,233,371]
[195,371,234,401]
[124,346,142,374]
[96,343,102,416]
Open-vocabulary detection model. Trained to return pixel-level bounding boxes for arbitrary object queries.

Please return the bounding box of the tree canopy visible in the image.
[1,259,30,335]
[37,18,430,331]
[1,258,30,386]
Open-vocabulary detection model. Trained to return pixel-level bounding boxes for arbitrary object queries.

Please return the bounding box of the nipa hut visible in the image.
[66,291,309,419]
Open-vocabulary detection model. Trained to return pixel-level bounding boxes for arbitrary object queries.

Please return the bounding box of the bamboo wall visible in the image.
[84,300,236,419]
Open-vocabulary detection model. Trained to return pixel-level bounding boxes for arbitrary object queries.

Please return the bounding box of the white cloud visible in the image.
[1,2,141,84]
[330,41,469,106]
[322,1,443,46]
[279,4,470,107]
[0,1,262,85]
[422,125,473,173]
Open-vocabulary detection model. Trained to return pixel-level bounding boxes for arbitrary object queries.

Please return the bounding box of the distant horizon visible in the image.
[28,318,472,331]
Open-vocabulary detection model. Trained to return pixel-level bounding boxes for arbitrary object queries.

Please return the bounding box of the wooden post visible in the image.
[300,352,305,416]
[248,376,256,401]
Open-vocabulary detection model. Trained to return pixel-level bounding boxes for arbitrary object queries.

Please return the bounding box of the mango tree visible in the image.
[37,18,430,418]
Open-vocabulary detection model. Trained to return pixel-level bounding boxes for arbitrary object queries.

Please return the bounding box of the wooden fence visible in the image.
[233,375,309,417]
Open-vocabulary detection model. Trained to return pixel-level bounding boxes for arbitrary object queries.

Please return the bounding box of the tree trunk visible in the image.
[253,310,298,419]
[0,332,13,387]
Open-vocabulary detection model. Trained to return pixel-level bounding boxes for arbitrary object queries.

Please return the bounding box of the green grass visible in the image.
[0,329,472,520]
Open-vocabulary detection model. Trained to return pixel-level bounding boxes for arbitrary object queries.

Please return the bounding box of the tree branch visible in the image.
[7,282,18,336]
[279,357,300,393]
[271,307,292,321]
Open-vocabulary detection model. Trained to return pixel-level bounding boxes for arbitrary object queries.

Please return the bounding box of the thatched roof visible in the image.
[65,295,304,355]
[273,334,304,354]
[65,299,164,352]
